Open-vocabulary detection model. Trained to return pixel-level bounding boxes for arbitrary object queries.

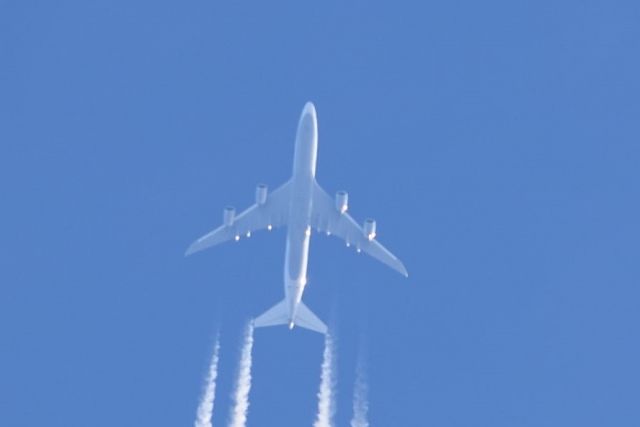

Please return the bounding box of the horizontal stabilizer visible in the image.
[253,299,327,335]
[295,302,328,334]
[253,300,288,328]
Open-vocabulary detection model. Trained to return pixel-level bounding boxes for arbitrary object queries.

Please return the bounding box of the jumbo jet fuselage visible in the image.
[284,102,319,328]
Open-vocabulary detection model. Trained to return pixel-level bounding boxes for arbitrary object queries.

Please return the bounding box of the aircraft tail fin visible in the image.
[253,299,327,335]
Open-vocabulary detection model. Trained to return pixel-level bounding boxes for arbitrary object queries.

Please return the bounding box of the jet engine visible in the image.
[223,206,236,226]
[363,218,377,240]
[255,183,268,205]
[335,191,348,213]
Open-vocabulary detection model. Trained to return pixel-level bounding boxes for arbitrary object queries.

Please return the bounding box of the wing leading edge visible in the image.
[311,181,408,277]
[185,180,292,255]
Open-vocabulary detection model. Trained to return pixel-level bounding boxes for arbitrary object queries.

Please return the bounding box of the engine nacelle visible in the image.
[335,191,348,214]
[255,183,268,205]
[363,218,376,240]
[223,206,236,226]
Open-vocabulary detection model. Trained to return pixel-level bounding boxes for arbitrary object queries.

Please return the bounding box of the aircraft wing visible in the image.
[311,181,408,277]
[185,180,292,256]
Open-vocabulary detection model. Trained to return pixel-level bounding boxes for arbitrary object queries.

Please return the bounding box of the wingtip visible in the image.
[184,244,197,257]
[398,263,409,278]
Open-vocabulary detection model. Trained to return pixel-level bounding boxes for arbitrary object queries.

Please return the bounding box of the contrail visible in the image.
[350,355,369,427]
[228,321,255,427]
[195,334,221,427]
[314,333,336,427]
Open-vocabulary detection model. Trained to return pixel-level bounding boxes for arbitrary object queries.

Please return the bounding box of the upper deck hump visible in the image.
[293,102,318,178]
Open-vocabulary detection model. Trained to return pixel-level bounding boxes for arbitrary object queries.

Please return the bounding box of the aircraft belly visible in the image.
[286,230,309,283]
[283,175,313,317]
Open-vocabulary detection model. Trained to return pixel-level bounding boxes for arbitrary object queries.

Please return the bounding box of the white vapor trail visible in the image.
[195,334,221,427]
[350,356,369,427]
[228,321,255,427]
[314,333,336,427]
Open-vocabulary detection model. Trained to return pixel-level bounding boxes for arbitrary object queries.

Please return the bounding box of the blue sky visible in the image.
[1,1,639,426]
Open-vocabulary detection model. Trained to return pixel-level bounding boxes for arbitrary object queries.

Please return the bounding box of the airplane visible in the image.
[185,102,408,334]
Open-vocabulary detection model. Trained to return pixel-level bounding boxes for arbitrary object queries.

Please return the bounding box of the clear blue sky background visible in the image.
[1,1,639,426]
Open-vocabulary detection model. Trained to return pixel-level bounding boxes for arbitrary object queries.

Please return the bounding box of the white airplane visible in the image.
[186,102,408,334]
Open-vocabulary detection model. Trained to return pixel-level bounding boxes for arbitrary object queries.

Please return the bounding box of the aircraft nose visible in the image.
[303,101,316,117]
